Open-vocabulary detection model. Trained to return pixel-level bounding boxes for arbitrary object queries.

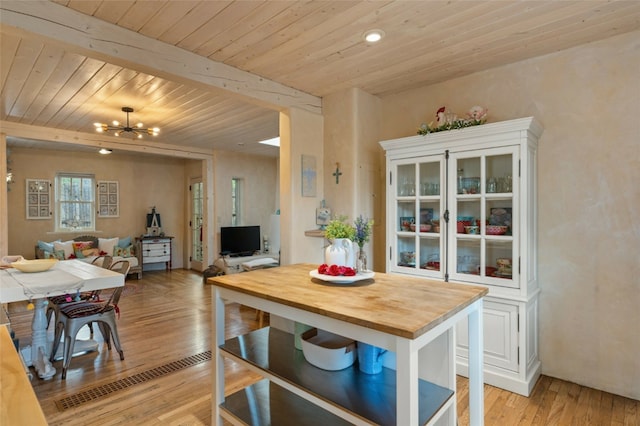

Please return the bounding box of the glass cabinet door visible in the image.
[391,157,444,277]
[449,147,518,288]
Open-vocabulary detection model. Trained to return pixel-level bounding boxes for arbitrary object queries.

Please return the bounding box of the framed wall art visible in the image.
[301,155,317,197]
[97,180,119,217]
[26,179,51,219]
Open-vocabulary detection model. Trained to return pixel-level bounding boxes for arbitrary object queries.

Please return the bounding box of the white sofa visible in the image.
[35,235,142,279]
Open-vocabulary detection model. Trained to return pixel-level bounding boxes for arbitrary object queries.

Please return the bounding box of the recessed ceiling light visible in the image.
[99,148,112,155]
[259,137,280,147]
[363,29,385,43]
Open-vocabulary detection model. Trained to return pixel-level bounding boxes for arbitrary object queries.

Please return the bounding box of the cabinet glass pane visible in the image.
[456,158,481,194]
[419,162,440,196]
[397,235,416,267]
[419,238,441,271]
[398,201,415,232]
[485,154,513,194]
[456,199,480,235]
[418,200,439,230]
[486,241,513,279]
[397,164,416,196]
[486,201,513,235]
[456,240,480,275]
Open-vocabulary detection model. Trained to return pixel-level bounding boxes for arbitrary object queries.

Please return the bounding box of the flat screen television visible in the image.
[220,225,260,257]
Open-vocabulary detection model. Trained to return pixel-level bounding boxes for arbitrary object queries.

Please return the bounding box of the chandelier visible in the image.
[94,107,159,138]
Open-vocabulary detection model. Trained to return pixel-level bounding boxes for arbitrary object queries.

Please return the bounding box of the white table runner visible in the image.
[6,267,85,298]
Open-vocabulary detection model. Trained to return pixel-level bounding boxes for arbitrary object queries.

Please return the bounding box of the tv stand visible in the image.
[227,252,255,258]
[213,253,278,275]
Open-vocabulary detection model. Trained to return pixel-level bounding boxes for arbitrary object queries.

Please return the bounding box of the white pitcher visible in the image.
[324,238,355,269]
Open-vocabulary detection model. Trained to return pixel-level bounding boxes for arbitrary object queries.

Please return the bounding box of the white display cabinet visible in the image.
[380,117,543,396]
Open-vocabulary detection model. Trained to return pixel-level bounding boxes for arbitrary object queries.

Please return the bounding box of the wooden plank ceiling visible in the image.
[1,0,639,157]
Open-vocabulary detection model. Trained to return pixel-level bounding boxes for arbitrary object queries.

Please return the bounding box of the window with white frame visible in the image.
[231,177,242,226]
[56,173,95,231]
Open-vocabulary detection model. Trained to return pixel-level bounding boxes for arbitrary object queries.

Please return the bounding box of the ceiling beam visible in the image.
[0,1,322,115]
[1,121,214,160]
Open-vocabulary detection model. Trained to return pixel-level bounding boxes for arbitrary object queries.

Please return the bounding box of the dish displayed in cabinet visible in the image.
[410,223,432,232]
[489,208,512,226]
[422,261,440,270]
[486,225,508,235]
[399,216,415,231]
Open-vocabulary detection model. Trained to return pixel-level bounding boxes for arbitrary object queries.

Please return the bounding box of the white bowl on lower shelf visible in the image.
[300,328,357,371]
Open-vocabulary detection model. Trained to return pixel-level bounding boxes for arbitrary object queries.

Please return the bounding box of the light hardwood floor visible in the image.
[6,269,638,425]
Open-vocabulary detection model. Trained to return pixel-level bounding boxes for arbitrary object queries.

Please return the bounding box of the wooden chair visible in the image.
[50,260,130,379]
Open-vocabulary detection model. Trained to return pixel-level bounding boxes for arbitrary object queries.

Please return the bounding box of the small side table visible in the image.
[137,236,173,271]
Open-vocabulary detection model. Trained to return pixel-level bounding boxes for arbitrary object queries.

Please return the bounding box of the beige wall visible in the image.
[280,108,325,265]
[323,88,383,270]
[213,151,278,255]
[8,148,279,269]
[379,30,640,399]
[7,148,188,268]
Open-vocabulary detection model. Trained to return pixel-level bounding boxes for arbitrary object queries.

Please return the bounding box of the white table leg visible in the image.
[396,338,419,425]
[21,298,56,379]
[468,299,484,426]
[211,287,225,425]
[19,298,100,379]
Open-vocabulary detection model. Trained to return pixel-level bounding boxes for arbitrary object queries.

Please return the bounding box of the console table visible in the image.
[207,263,487,425]
[137,236,172,271]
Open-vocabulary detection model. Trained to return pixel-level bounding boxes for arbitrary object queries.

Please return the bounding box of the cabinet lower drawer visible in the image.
[143,243,169,249]
[144,255,170,263]
[144,247,169,256]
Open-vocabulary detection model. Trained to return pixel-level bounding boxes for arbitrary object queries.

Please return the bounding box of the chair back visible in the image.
[99,260,130,310]
[91,255,113,269]
[109,260,130,276]
[105,286,124,309]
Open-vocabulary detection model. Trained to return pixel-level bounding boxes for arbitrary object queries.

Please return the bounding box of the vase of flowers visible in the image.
[354,215,374,272]
[324,216,356,269]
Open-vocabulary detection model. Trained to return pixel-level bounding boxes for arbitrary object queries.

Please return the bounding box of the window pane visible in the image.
[57,174,95,231]
[231,178,242,226]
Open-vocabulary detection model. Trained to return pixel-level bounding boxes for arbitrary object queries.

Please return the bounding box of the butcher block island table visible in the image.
[208,263,488,426]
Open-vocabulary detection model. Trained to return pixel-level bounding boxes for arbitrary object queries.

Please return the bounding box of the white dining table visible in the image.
[0,260,124,379]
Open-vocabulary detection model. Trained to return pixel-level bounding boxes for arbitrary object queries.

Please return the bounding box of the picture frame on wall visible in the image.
[26,179,51,219]
[97,180,119,218]
[301,154,317,197]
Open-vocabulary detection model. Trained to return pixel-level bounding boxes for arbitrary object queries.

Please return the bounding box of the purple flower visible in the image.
[354,215,374,249]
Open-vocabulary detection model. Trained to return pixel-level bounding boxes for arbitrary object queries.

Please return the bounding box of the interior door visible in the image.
[189,178,204,271]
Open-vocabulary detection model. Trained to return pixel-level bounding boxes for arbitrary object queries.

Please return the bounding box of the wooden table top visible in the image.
[207,263,488,339]
[0,326,47,425]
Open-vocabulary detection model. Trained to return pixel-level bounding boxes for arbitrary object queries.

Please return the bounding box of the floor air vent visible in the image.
[55,350,212,411]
